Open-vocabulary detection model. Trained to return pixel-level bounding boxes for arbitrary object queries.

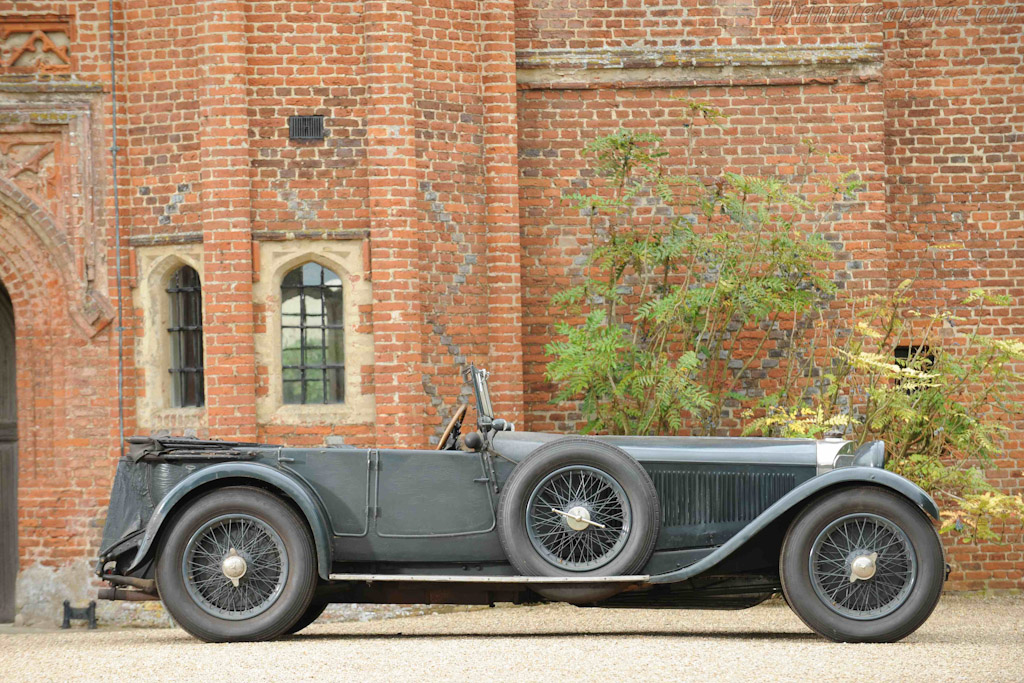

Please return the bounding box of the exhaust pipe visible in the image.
[98,587,159,602]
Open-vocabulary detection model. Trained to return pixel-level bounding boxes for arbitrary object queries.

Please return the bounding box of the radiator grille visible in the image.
[653,469,796,526]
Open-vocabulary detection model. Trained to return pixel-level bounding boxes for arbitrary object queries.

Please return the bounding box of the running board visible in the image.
[328,573,650,584]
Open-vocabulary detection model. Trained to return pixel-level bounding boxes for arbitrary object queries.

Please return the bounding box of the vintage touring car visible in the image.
[97,366,945,643]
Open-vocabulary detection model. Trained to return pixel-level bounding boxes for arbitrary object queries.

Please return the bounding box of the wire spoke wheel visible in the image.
[809,513,917,621]
[525,465,632,572]
[182,513,289,620]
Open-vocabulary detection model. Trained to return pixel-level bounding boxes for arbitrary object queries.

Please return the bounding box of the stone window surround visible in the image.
[133,245,206,433]
[254,239,375,426]
[133,240,375,430]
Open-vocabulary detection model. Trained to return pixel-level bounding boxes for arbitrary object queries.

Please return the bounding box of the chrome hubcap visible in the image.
[221,548,248,587]
[526,465,632,572]
[182,514,289,620]
[809,513,917,621]
[849,552,878,582]
[564,506,592,531]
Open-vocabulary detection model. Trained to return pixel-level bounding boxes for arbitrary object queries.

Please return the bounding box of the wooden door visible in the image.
[0,283,15,622]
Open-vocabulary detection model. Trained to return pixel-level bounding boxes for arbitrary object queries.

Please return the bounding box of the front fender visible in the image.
[126,462,333,580]
[648,467,939,585]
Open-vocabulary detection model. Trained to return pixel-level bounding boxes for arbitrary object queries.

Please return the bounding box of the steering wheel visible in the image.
[436,404,468,451]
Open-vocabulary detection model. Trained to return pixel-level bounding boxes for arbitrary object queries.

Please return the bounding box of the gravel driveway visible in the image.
[1,594,1021,682]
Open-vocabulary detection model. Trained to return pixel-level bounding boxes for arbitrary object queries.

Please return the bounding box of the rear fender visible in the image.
[648,467,939,585]
[126,462,333,580]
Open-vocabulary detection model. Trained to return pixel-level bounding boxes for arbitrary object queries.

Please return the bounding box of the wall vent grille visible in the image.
[288,115,325,140]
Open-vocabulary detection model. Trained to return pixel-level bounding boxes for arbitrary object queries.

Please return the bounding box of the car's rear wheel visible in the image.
[780,487,943,643]
[497,438,659,602]
[155,486,317,642]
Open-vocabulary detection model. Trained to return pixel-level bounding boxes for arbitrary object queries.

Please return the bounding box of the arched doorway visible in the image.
[0,280,15,623]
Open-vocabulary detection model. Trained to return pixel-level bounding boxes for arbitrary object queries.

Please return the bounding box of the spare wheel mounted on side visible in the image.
[496,437,660,603]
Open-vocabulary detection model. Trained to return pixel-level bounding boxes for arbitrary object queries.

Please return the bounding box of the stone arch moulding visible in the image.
[271,250,355,289]
[0,177,111,337]
[0,94,113,338]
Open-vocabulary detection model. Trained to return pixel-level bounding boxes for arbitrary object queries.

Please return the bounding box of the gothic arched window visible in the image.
[166,266,204,407]
[281,263,344,404]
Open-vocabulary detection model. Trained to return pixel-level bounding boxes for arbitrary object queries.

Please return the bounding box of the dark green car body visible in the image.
[98,423,937,606]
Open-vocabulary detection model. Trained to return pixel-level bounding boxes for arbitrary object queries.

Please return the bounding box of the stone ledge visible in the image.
[0,77,104,94]
[253,228,371,241]
[517,44,883,70]
[517,44,883,90]
[128,232,203,247]
[128,230,373,247]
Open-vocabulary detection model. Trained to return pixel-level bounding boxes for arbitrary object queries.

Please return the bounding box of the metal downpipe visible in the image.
[108,0,125,455]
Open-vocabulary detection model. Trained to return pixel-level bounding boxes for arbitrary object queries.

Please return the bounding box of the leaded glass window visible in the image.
[167,266,204,407]
[281,263,344,404]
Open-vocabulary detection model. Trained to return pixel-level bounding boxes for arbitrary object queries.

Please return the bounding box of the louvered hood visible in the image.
[489,432,819,467]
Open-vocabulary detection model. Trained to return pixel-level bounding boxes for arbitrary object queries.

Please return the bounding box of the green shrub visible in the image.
[546,103,1024,541]
[546,102,848,436]
[746,280,1024,541]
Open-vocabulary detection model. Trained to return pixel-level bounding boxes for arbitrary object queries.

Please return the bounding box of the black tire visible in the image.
[155,486,318,642]
[780,486,944,643]
[497,437,660,596]
[286,600,328,635]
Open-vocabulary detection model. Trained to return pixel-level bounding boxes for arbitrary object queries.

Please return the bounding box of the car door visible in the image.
[373,448,495,538]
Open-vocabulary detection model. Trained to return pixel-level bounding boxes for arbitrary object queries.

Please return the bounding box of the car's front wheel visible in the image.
[155,486,317,642]
[780,486,944,643]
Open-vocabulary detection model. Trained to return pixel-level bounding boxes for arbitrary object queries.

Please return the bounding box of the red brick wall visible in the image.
[0,194,118,566]
[122,0,202,241]
[246,0,367,236]
[513,0,1023,589]
[516,82,888,431]
[514,0,883,50]
[413,0,489,442]
[0,0,1019,590]
[0,0,122,569]
[882,0,1024,590]
[0,0,525,574]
